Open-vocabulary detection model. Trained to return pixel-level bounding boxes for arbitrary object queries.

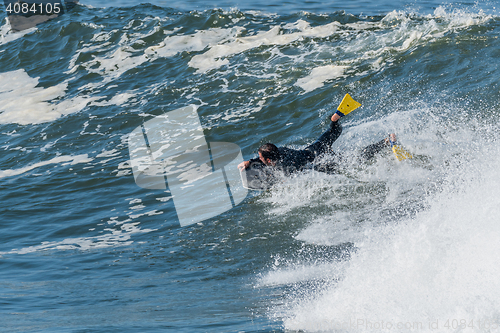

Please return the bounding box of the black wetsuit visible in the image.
[248,120,387,176]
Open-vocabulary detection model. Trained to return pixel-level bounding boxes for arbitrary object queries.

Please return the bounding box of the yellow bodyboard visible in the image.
[337,93,362,116]
[392,145,413,161]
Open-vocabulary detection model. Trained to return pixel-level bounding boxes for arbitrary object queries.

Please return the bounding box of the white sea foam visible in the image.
[188,20,340,73]
[66,28,149,83]
[0,221,156,255]
[0,21,36,45]
[96,148,121,158]
[0,154,93,178]
[295,65,348,92]
[294,216,364,246]
[292,7,493,92]
[66,26,242,87]
[258,260,348,288]
[260,172,352,216]
[91,92,136,107]
[0,69,96,125]
[61,7,492,102]
[94,148,123,165]
[282,148,500,331]
[83,48,149,83]
[261,109,500,331]
[0,206,158,255]
[145,27,243,59]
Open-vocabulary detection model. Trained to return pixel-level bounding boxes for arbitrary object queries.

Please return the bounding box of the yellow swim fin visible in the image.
[391,144,413,161]
[336,93,362,116]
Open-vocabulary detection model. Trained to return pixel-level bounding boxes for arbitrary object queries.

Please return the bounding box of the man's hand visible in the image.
[331,112,341,122]
[238,160,250,171]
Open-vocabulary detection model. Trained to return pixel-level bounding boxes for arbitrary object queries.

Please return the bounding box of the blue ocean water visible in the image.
[2,0,500,332]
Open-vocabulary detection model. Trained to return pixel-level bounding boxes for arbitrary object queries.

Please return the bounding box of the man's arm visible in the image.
[238,160,251,171]
[304,114,343,156]
[238,157,263,171]
[238,114,342,171]
[331,113,341,122]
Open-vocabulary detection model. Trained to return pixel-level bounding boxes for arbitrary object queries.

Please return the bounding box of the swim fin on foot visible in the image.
[336,93,362,117]
[390,140,413,161]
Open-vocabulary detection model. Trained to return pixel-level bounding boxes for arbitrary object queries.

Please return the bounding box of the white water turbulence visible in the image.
[188,20,340,73]
[0,69,95,125]
[262,113,500,332]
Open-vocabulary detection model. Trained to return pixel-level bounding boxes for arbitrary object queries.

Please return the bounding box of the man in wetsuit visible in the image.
[237,111,394,175]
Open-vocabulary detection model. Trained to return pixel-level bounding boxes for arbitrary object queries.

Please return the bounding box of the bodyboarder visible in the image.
[237,94,402,188]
